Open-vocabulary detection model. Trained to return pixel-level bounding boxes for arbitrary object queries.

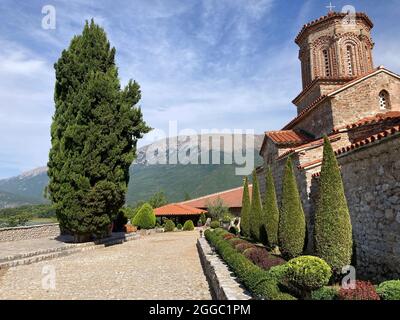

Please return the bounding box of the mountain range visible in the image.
[0,134,263,208]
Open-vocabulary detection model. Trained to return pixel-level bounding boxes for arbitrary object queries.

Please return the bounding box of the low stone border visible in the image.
[197,237,252,300]
[0,232,140,269]
[0,223,60,242]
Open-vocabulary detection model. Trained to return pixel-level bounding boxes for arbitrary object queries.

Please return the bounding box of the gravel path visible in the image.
[0,231,212,300]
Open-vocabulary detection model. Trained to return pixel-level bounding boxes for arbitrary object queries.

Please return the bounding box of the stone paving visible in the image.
[0,231,212,300]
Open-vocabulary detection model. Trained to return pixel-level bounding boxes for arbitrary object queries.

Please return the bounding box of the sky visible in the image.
[0,0,400,179]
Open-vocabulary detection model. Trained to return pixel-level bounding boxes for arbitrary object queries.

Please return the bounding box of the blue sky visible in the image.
[0,0,400,179]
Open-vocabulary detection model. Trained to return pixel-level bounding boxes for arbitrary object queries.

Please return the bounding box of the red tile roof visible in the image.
[266,130,312,145]
[180,185,253,209]
[295,12,373,44]
[154,203,207,216]
[333,112,400,132]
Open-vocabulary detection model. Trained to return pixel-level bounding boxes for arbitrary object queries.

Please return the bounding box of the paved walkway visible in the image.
[0,231,212,300]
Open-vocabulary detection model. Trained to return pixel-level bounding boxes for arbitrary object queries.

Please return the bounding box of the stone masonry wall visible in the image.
[0,223,60,242]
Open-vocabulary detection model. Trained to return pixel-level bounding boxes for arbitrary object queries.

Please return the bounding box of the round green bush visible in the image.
[164,220,175,232]
[176,223,183,230]
[183,220,195,231]
[312,286,339,300]
[286,256,332,291]
[131,203,156,230]
[210,221,220,229]
[376,280,400,300]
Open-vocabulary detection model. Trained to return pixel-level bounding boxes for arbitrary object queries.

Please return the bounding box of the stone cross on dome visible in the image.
[326,2,336,13]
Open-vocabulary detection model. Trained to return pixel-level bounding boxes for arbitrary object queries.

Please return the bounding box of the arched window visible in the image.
[346,45,355,76]
[323,49,330,77]
[379,90,390,110]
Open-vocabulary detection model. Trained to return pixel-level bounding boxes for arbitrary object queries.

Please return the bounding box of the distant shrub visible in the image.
[235,242,255,253]
[131,203,156,230]
[244,247,286,271]
[183,220,195,231]
[338,281,380,300]
[176,223,183,230]
[312,286,339,300]
[286,256,331,292]
[376,280,400,300]
[164,220,175,232]
[210,221,220,229]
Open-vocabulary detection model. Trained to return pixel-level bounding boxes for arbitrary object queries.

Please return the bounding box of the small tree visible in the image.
[314,137,353,272]
[200,213,207,225]
[132,203,156,229]
[206,197,229,221]
[240,177,251,237]
[250,170,263,242]
[262,166,279,247]
[279,157,306,260]
[148,191,168,209]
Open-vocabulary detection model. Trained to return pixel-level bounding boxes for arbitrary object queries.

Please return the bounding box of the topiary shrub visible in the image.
[338,280,380,300]
[176,223,182,230]
[132,203,156,230]
[240,177,251,237]
[235,242,255,253]
[183,220,195,231]
[250,170,263,242]
[286,256,332,295]
[244,247,286,271]
[311,286,339,300]
[210,221,220,229]
[278,157,306,260]
[314,137,353,272]
[376,280,400,300]
[164,219,175,232]
[262,166,280,247]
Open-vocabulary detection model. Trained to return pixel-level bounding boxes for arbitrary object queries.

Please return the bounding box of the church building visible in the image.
[257,11,400,281]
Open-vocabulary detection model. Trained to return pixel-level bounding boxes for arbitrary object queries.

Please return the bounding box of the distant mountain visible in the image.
[0,134,263,208]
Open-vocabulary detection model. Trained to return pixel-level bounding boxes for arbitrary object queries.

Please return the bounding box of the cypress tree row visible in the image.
[240,177,251,237]
[47,20,150,242]
[278,157,306,259]
[314,137,353,271]
[262,166,279,247]
[250,170,263,242]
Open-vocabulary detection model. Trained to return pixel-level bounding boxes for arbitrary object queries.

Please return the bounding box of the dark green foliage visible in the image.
[132,203,156,229]
[314,137,352,271]
[278,157,306,259]
[176,223,183,230]
[204,229,296,300]
[263,166,279,247]
[200,213,207,225]
[312,286,339,300]
[210,221,220,229]
[47,20,150,240]
[376,280,400,300]
[250,170,263,242]
[183,220,195,231]
[286,256,331,292]
[0,204,56,227]
[113,209,128,232]
[229,226,238,235]
[164,219,175,232]
[240,177,251,237]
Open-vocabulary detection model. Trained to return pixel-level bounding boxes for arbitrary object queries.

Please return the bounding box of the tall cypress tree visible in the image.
[279,157,306,259]
[262,166,279,247]
[240,177,251,237]
[250,170,263,242]
[47,20,150,242]
[314,137,353,271]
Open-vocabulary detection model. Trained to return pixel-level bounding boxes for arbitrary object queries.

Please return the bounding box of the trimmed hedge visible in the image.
[205,228,296,300]
[312,286,339,300]
[164,219,175,232]
[314,137,353,272]
[278,157,306,260]
[210,221,220,229]
[376,280,400,300]
[132,203,156,230]
[183,220,195,231]
[286,256,332,292]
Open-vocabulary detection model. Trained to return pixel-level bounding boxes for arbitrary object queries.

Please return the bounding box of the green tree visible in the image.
[314,137,353,271]
[262,166,279,247]
[279,157,306,259]
[147,191,168,208]
[240,177,251,237]
[200,213,207,225]
[206,197,229,221]
[250,170,263,242]
[47,20,150,242]
[132,203,156,229]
